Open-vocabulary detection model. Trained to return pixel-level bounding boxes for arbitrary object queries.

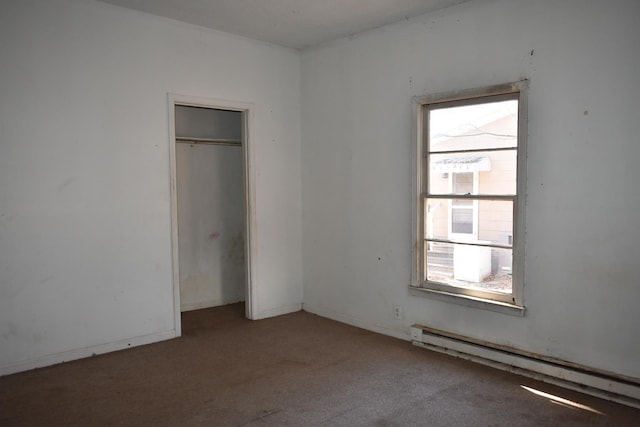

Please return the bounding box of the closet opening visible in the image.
[168,95,256,335]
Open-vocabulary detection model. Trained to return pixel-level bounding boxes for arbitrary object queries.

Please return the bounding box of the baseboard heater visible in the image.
[410,324,640,409]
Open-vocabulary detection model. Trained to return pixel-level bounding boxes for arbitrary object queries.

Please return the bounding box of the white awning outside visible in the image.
[431,156,491,173]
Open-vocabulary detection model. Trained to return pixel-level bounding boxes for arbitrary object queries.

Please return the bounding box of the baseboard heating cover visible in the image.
[410,324,640,409]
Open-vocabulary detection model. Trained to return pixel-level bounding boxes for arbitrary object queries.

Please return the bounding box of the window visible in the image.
[412,81,527,309]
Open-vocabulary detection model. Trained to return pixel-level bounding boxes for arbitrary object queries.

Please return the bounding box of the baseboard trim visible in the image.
[0,330,176,377]
[302,304,409,342]
[411,325,640,409]
[255,302,303,319]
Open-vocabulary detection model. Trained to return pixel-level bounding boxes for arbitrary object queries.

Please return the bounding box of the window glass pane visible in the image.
[477,199,514,245]
[428,150,516,195]
[429,99,518,152]
[452,199,473,206]
[425,199,513,246]
[452,172,473,193]
[424,198,450,241]
[425,241,513,294]
[451,207,473,234]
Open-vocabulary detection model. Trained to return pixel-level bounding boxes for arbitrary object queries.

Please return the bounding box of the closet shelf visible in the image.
[176,137,241,146]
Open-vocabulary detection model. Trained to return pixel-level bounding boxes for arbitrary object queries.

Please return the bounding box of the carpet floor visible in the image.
[1,303,638,426]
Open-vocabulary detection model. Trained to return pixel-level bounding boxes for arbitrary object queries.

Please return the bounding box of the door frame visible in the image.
[168,93,258,335]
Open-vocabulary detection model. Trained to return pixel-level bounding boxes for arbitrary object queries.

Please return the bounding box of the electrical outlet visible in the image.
[393,305,402,320]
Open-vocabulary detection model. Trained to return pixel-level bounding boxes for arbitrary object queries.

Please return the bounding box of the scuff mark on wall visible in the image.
[58,178,76,192]
[2,323,17,340]
[38,276,55,285]
[227,232,245,266]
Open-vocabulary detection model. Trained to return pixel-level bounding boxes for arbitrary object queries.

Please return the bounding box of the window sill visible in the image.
[409,285,525,317]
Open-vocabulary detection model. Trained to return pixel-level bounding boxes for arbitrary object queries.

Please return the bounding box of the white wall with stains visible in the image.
[2,0,639,384]
[301,0,640,380]
[0,0,302,374]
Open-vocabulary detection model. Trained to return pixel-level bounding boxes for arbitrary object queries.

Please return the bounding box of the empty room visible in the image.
[1,0,639,425]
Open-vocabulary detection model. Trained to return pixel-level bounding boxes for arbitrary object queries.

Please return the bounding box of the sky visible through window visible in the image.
[430,99,518,146]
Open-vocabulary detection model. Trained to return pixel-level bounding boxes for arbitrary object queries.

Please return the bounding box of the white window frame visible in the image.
[410,81,528,315]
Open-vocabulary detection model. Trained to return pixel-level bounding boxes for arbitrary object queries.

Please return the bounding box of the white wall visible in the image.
[176,107,245,311]
[0,0,302,375]
[301,0,640,380]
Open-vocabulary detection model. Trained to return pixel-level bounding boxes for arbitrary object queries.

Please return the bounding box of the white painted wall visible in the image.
[176,107,244,311]
[0,0,302,375]
[301,0,640,380]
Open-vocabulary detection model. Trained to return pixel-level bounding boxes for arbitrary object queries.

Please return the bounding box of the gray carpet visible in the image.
[1,303,638,426]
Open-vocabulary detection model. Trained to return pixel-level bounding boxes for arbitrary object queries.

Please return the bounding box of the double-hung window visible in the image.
[412,81,527,310]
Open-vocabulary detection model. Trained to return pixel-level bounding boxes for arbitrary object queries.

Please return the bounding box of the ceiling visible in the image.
[98,0,472,50]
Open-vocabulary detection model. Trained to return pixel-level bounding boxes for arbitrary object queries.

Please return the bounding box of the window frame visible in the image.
[411,81,528,313]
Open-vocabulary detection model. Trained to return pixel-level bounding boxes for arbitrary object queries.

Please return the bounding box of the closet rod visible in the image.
[176,137,241,147]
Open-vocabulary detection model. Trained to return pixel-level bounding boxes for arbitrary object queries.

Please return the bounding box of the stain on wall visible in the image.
[226,232,245,266]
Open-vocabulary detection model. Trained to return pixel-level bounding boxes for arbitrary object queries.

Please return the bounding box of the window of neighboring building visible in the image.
[412,81,527,310]
[449,172,476,238]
